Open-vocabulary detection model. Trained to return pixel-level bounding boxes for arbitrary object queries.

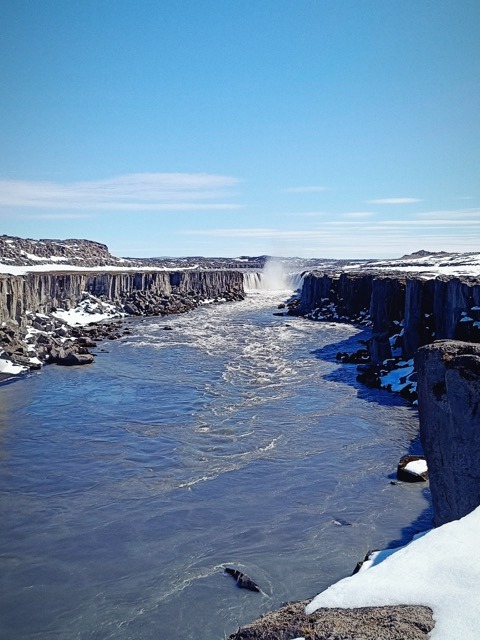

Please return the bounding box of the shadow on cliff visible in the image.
[311,329,410,409]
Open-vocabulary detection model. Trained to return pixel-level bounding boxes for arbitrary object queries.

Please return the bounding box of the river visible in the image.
[0,289,432,639]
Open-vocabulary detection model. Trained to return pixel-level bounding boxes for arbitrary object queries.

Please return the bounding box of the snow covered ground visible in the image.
[0,263,175,276]
[344,251,480,277]
[0,355,27,376]
[51,294,122,326]
[1,247,479,278]
[305,506,480,639]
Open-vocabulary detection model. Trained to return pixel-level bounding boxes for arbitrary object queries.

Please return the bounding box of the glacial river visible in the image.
[0,290,432,639]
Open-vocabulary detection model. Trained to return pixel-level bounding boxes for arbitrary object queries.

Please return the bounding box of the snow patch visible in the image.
[306,506,480,639]
[0,354,27,375]
[404,459,428,476]
[51,294,122,326]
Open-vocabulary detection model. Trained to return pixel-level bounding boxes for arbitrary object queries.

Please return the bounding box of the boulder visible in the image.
[224,568,260,592]
[77,336,97,347]
[397,455,428,482]
[56,352,95,366]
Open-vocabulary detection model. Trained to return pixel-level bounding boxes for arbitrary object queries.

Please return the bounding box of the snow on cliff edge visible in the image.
[344,251,480,277]
[305,505,480,639]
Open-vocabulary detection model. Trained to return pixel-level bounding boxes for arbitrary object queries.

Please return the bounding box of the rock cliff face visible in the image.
[0,235,135,268]
[295,271,480,364]
[415,341,480,527]
[0,269,245,326]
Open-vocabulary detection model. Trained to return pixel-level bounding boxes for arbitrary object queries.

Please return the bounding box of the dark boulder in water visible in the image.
[56,352,95,366]
[224,567,260,592]
[397,455,428,483]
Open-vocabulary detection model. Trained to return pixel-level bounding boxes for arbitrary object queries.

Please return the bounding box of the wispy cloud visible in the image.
[294,211,375,218]
[415,208,480,220]
[342,212,375,218]
[183,228,333,239]
[367,197,423,204]
[0,173,241,211]
[282,186,328,194]
[18,213,93,220]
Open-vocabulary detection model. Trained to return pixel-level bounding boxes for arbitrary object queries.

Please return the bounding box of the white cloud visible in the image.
[18,213,93,220]
[291,211,375,218]
[367,197,423,204]
[0,173,241,211]
[293,211,330,217]
[415,208,480,220]
[342,212,375,218]
[183,228,333,239]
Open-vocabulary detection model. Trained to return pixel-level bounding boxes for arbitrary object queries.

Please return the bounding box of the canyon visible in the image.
[1,237,480,639]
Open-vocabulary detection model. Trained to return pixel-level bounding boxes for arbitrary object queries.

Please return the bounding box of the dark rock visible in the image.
[77,336,97,347]
[416,340,480,526]
[397,455,428,483]
[356,364,381,388]
[56,352,95,366]
[336,349,370,364]
[224,568,260,592]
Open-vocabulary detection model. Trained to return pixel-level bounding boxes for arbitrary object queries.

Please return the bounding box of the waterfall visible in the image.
[243,271,263,291]
[243,259,305,292]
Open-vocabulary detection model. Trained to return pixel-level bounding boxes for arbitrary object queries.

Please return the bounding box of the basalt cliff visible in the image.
[292,270,480,364]
[0,269,245,327]
[0,236,246,377]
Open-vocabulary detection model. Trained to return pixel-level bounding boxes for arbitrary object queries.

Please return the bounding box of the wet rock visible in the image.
[77,336,97,347]
[336,349,370,364]
[224,568,260,592]
[397,455,428,482]
[56,352,95,366]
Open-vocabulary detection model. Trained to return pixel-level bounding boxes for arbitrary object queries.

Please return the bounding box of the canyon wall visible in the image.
[0,269,245,326]
[416,340,480,526]
[295,271,480,363]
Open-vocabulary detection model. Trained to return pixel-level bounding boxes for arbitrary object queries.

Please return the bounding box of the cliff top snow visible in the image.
[0,235,479,278]
[343,250,480,278]
[0,235,264,274]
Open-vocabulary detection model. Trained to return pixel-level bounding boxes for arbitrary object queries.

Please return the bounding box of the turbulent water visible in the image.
[0,290,432,640]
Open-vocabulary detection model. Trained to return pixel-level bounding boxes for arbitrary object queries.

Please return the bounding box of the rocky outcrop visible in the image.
[228,601,434,640]
[0,235,135,268]
[415,340,480,527]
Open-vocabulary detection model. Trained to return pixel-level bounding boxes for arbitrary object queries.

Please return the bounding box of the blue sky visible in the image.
[0,0,479,258]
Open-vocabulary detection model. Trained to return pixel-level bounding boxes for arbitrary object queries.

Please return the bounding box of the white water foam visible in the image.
[243,258,304,292]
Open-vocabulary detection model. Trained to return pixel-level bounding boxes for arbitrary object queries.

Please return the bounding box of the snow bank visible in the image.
[343,252,480,277]
[0,263,173,276]
[51,294,122,326]
[0,263,206,276]
[0,355,27,375]
[306,506,480,639]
